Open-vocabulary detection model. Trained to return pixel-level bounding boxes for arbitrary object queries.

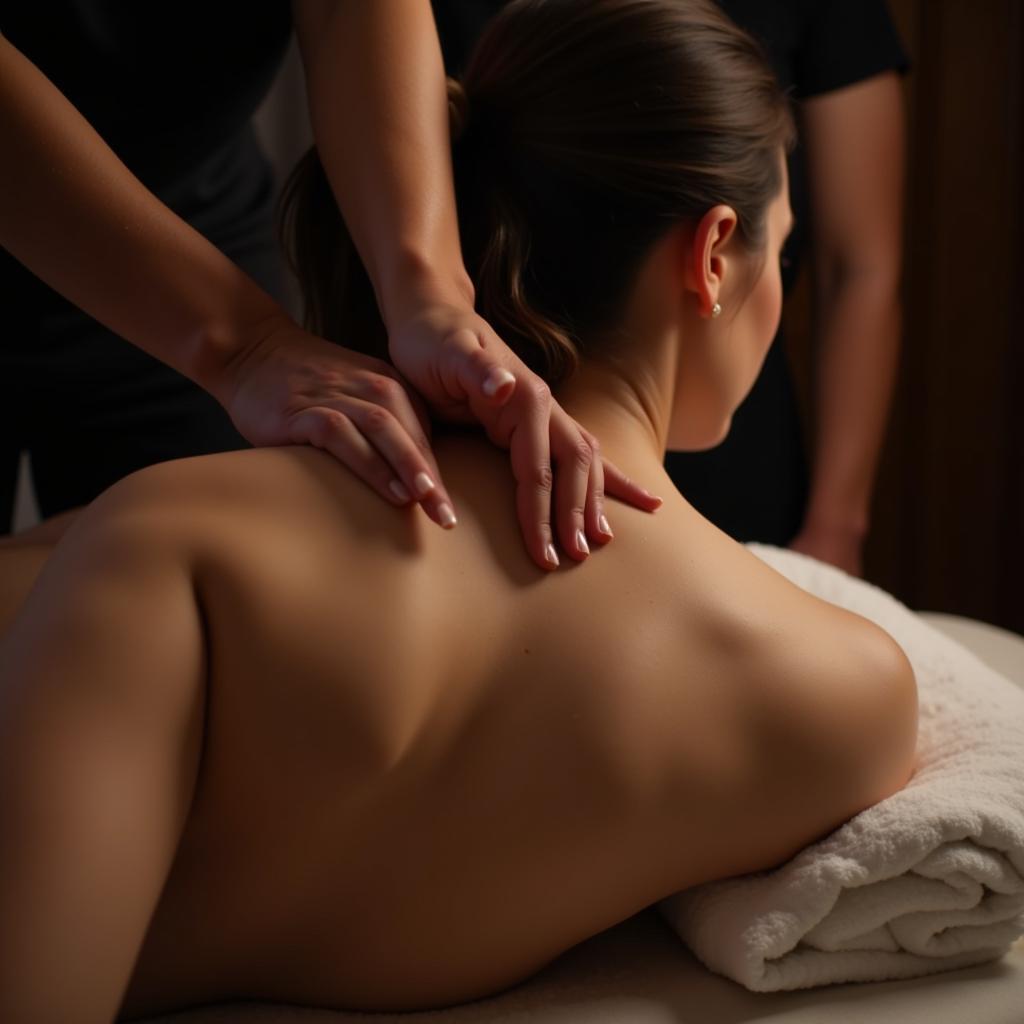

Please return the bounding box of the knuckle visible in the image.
[449,326,483,350]
[360,404,394,433]
[531,463,554,493]
[308,409,345,447]
[570,437,594,471]
[527,378,552,406]
[363,374,401,403]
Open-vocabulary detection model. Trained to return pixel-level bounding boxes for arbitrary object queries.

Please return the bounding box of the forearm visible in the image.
[805,272,903,537]
[294,0,474,329]
[0,35,289,401]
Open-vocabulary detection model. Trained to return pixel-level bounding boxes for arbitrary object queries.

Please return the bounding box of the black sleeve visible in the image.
[794,0,910,99]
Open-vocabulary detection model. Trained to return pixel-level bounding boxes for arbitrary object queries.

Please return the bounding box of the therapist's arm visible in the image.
[292,0,662,570]
[0,34,284,390]
[0,32,462,526]
[790,72,906,576]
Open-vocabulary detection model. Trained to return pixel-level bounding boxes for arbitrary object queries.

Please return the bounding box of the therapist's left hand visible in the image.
[387,300,663,571]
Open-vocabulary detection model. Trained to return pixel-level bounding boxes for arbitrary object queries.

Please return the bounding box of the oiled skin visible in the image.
[122,434,915,1014]
[0,434,918,1019]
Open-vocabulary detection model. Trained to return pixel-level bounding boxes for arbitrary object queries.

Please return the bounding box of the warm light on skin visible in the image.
[555,152,796,473]
[670,157,795,450]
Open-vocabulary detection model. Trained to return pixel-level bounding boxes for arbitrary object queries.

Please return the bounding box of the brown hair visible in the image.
[279,0,795,385]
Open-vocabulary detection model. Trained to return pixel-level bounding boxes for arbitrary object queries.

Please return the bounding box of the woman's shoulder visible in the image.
[63,447,432,629]
[85,437,523,629]
[104,445,369,514]
[107,431,512,536]
[633,518,912,713]
[91,444,410,550]
[709,541,917,781]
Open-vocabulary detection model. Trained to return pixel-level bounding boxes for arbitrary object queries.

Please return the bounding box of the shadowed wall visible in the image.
[782,0,1023,633]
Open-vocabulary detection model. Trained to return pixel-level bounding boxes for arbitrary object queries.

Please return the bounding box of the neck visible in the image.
[554,313,682,503]
[554,225,699,491]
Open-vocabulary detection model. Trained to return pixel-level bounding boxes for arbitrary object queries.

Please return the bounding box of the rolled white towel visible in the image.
[657,543,1024,991]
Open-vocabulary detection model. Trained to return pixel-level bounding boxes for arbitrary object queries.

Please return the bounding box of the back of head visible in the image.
[280,0,794,386]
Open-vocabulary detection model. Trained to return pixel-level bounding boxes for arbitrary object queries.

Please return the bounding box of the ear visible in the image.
[683,205,739,318]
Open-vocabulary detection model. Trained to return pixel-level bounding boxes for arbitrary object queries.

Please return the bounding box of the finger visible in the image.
[506,379,559,570]
[348,373,455,524]
[360,363,435,441]
[441,328,518,409]
[346,397,458,529]
[602,460,664,512]
[549,410,594,563]
[288,407,414,507]
[401,376,435,441]
[480,364,517,404]
[579,430,613,546]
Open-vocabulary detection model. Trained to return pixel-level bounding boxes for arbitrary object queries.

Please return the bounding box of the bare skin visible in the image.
[0,434,917,1022]
[792,71,906,573]
[0,24,657,568]
[0,165,918,1022]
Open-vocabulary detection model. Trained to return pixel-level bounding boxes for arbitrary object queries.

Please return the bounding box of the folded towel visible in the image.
[657,543,1024,991]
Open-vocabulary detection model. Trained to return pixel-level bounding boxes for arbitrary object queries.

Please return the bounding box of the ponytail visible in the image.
[471,189,580,382]
[279,79,582,384]
[279,0,794,389]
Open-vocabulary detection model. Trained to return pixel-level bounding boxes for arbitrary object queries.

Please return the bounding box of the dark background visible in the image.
[781,0,1023,633]
[11,1,1020,633]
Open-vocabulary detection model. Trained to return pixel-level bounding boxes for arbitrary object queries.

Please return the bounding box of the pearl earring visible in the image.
[711,302,722,318]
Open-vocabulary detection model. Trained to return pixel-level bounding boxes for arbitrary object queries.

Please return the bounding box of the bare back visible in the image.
[109,434,913,1015]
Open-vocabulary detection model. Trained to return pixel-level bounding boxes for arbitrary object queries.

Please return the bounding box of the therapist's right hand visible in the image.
[217,316,459,529]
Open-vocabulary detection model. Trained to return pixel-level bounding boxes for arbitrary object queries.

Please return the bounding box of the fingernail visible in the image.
[482,367,516,397]
[437,503,457,528]
[414,471,436,497]
[599,514,613,537]
[389,479,412,503]
[544,543,560,568]
[646,491,664,508]
[576,529,590,555]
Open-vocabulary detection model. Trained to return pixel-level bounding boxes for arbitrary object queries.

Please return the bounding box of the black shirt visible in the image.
[1,2,293,321]
[1,1,292,194]
[717,0,909,291]
[432,0,909,294]
[430,0,909,545]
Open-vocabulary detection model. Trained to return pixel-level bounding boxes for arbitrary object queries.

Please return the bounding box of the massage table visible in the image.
[142,612,1024,1024]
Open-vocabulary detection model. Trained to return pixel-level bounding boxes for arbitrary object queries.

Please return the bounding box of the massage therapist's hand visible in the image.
[387,301,664,571]
[217,315,459,529]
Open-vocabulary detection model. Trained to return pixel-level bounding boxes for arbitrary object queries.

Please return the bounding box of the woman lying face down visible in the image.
[0,0,919,1019]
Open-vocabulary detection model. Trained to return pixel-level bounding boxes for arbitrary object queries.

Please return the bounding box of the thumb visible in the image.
[445,328,518,406]
[480,364,517,405]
